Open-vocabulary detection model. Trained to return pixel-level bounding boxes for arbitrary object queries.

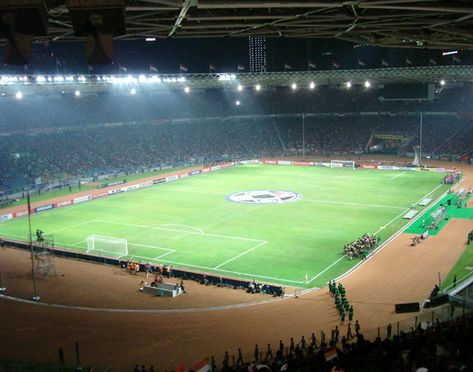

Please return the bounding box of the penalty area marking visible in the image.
[95,220,265,243]
[157,224,204,235]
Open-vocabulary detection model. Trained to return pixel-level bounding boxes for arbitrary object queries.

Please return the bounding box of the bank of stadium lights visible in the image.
[218,74,236,82]
[309,81,316,90]
[15,91,23,100]
[255,84,261,91]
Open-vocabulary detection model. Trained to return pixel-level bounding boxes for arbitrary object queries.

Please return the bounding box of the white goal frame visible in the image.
[330,160,355,169]
[86,235,128,257]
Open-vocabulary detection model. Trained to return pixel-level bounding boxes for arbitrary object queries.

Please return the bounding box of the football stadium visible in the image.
[1,1,473,371]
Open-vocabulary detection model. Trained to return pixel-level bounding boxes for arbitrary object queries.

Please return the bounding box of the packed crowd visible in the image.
[1,84,473,192]
[343,233,379,259]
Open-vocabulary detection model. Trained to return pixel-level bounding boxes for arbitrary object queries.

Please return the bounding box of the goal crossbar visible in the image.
[330,160,355,169]
[86,235,128,257]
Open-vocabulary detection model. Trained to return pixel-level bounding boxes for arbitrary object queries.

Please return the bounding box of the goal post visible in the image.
[330,160,355,169]
[86,235,128,258]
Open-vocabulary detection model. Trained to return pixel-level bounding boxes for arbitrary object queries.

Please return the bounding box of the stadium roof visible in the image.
[1,65,472,97]
[7,1,473,48]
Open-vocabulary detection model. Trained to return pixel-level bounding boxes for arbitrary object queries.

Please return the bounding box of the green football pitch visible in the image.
[0,164,451,288]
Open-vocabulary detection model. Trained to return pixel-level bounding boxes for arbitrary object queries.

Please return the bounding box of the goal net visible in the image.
[330,160,355,169]
[86,235,128,258]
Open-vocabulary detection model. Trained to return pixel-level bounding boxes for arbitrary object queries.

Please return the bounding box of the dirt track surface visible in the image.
[0,158,472,370]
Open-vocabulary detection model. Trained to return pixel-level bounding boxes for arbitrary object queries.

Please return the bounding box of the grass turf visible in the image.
[6,165,195,208]
[0,164,449,288]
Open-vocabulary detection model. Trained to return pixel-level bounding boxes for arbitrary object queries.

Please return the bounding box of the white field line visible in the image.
[158,224,204,234]
[49,220,93,235]
[372,183,443,236]
[306,256,346,284]
[304,199,405,210]
[305,182,447,285]
[95,220,265,243]
[154,250,175,259]
[67,239,85,247]
[390,171,406,180]
[214,240,268,269]
[332,177,465,284]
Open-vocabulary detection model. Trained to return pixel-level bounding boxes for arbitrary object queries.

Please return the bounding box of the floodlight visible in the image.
[255,84,261,91]
[364,80,371,88]
[15,91,23,100]
[235,100,241,106]
[237,84,243,92]
[130,88,136,95]
[184,86,190,93]
[346,81,352,89]
[440,79,446,86]
[291,83,297,90]
[309,81,315,90]
[74,90,81,97]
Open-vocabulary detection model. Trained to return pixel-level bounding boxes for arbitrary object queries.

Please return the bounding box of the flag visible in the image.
[175,362,185,372]
[357,59,365,67]
[381,58,389,67]
[119,65,127,72]
[179,63,188,72]
[405,58,412,66]
[209,63,216,72]
[429,58,437,66]
[191,358,211,372]
[332,61,340,69]
[284,62,292,70]
[453,55,461,64]
[27,192,31,216]
[237,64,245,71]
[308,60,316,69]
[149,63,158,72]
[324,348,338,362]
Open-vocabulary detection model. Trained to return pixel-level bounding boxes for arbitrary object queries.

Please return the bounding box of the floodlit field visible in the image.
[0,164,450,287]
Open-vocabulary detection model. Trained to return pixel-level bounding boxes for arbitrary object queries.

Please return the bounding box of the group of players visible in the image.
[343,233,379,260]
[328,280,354,323]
